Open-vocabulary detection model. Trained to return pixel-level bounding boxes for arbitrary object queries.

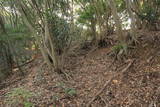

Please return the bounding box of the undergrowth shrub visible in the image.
[111,43,128,60]
[56,82,77,97]
[112,43,128,54]
[64,88,77,97]
[5,87,34,107]
[49,15,71,55]
[138,2,160,29]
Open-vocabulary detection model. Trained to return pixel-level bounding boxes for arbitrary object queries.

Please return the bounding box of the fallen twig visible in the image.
[86,59,135,107]
[13,58,35,69]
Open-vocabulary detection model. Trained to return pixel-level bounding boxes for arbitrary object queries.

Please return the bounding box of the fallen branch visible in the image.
[13,58,35,69]
[86,59,135,107]
[85,46,98,57]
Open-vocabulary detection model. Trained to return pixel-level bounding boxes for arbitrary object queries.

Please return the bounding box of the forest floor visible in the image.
[0,30,160,107]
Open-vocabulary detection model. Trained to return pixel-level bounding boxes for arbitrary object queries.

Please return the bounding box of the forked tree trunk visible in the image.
[45,1,63,73]
[44,4,61,72]
[16,0,62,73]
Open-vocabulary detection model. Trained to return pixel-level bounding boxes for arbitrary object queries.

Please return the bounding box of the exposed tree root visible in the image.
[86,59,135,107]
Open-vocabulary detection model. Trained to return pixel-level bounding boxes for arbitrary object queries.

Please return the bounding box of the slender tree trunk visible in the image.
[91,18,97,42]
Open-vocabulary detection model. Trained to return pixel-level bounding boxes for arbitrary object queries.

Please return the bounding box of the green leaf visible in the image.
[65,88,77,96]
[24,102,34,107]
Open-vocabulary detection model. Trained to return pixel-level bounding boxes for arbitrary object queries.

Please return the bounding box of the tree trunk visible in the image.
[107,0,125,43]
[125,0,137,43]
[15,0,62,73]
[91,18,97,43]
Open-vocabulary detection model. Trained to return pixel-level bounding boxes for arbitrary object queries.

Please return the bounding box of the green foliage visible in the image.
[75,0,91,4]
[112,43,128,55]
[64,88,77,97]
[52,94,60,101]
[56,82,65,88]
[0,23,35,66]
[156,0,160,5]
[5,87,34,106]
[49,15,71,53]
[0,24,32,42]
[56,82,77,97]
[76,4,95,26]
[139,2,160,23]
[116,0,126,12]
[76,0,109,26]
[24,102,34,107]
